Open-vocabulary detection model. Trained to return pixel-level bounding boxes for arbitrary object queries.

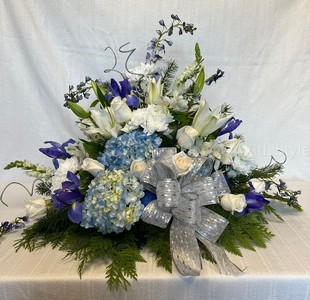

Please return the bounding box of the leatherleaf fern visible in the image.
[14,202,276,290]
[208,205,274,257]
[14,207,172,291]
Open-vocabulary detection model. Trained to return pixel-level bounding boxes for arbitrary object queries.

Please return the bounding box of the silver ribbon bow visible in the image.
[140,148,241,276]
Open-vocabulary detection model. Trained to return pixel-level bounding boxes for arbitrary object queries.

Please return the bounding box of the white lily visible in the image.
[90,107,121,138]
[146,77,164,104]
[192,99,231,137]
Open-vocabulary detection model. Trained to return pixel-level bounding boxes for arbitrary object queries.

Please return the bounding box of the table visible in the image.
[0,180,309,300]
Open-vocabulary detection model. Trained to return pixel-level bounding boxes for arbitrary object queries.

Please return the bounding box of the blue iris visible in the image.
[238,192,270,216]
[51,171,84,224]
[140,191,157,207]
[39,139,75,169]
[217,117,242,139]
[105,78,140,108]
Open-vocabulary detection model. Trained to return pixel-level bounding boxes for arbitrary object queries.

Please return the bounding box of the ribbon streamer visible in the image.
[140,148,241,276]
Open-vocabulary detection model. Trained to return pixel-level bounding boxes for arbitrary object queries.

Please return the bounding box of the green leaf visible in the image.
[90,99,99,107]
[172,111,192,125]
[67,101,90,119]
[78,171,94,195]
[193,68,205,97]
[80,139,104,159]
[263,205,284,221]
[91,80,109,108]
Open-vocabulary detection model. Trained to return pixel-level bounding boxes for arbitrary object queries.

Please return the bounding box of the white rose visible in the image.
[110,96,132,123]
[250,178,266,193]
[172,152,192,176]
[220,193,247,213]
[81,158,105,177]
[25,199,47,219]
[130,160,147,178]
[177,126,199,149]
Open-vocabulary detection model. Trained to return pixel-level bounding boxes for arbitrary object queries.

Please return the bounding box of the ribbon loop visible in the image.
[172,195,201,225]
[195,207,228,243]
[156,179,180,211]
[140,201,172,228]
[140,147,240,276]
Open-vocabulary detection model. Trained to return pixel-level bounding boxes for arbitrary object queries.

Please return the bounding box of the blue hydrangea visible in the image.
[98,130,161,171]
[80,169,145,235]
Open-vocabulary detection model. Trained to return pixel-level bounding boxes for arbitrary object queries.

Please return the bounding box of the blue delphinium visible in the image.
[98,130,161,171]
[80,169,144,235]
[0,216,28,237]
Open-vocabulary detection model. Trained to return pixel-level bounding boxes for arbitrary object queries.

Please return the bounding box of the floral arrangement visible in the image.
[2,15,302,291]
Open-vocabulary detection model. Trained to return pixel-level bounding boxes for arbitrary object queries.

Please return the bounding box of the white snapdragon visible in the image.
[176,61,201,84]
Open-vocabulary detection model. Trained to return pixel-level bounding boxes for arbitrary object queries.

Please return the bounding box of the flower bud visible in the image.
[81,158,105,177]
[220,193,247,213]
[130,160,147,178]
[172,152,192,176]
[177,126,198,149]
[110,96,132,123]
[25,199,47,219]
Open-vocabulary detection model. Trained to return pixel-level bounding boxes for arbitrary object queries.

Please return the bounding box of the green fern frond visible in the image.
[161,60,178,95]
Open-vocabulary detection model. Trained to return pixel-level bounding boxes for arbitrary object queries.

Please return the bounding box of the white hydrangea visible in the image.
[51,156,80,191]
[228,141,257,176]
[125,63,157,83]
[125,105,174,135]
[196,138,257,176]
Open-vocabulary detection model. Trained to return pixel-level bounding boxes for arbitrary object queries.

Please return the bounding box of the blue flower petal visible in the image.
[141,191,157,207]
[120,79,131,97]
[217,117,242,137]
[126,95,140,108]
[109,79,121,96]
[56,190,83,204]
[68,202,83,223]
[66,171,80,187]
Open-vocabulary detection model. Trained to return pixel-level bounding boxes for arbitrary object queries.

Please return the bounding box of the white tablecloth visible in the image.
[0,180,309,300]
